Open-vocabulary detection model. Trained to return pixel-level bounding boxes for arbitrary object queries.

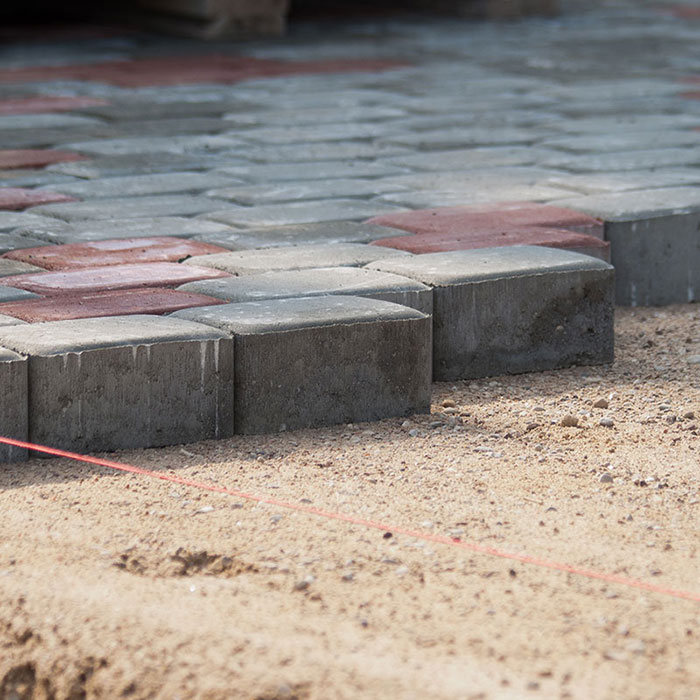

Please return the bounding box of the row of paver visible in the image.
[0,238,613,461]
[1,0,699,458]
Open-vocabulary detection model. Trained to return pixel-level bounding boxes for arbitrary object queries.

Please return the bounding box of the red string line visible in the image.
[2,435,698,603]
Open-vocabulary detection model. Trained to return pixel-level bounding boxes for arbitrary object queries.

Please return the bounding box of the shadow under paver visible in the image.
[0,347,27,462]
[0,315,233,453]
[0,262,230,296]
[0,288,227,322]
[0,286,39,303]
[3,237,228,271]
[369,245,614,381]
[178,266,433,315]
[184,242,411,275]
[172,296,431,434]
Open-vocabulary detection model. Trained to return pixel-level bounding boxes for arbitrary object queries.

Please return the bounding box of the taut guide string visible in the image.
[1,435,698,603]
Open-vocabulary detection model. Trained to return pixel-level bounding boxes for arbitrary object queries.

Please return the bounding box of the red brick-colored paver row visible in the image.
[3,237,228,271]
[0,288,225,323]
[0,96,109,115]
[0,149,88,170]
[0,187,76,211]
[368,202,608,258]
[0,55,408,88]
[663,5,700,19]
[1,262,230,296]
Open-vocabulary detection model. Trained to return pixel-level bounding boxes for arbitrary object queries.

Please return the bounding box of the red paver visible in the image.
[3,237,229,271]
[664,5,700,19]
[0,288,225,323]
[368,202,604,238]
[0,187,76,211]
[368,202,607,259]
[370,226,610,261]
[0,262,230,296]
[0,96,109,115]
[0,149,88,170]
[0,55,408,88]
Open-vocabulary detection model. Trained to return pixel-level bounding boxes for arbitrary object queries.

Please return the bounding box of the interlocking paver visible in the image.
[38,171,242,199]
[0,316,233,452]
[385,147,557,172]
[0,347,27,462]
[370,225,610,261]
[214,159,408,183]
[3,237,228,270]
[184,243,411,275]
[172,296,431,434]
[1,262,231,296]
[369,246,614,380]
[178,267,433,314]
[192,221,408,250]
[0,55,407,87]
[0,288,227,322]
[203,199,403,228]
[0,149,88,170]
[13,216,235,244]
[368,202,604,239]
[206,179,405,206]
[47,153,251,179]
[30,194,232,221]
[59,135,240,156]
[0,96,109,115]
[0,188,76,211]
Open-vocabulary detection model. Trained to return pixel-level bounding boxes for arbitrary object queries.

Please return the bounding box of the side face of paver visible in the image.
[3,237,229,271]
[370,246,614,381]
[184,243,411,275]
[0,347,28,462]
[173,296,432,434]
[178,267,434,315]
[0,315,234,452]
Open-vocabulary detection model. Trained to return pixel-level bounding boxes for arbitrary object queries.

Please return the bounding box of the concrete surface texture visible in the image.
[0,0,697,458]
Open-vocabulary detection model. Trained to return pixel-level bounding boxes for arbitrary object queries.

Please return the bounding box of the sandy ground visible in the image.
[1,304,699,700]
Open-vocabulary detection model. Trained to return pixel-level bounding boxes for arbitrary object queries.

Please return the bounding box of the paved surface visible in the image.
[0,0,699,454]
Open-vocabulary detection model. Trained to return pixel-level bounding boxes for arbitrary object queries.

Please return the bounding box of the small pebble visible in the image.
[294,575,315,591]
[195,505,214,514]
[593,398,609,409]
[441,399,456,408]
[560,414,578,427]
[599,417,614,427]
[599,473,614,484]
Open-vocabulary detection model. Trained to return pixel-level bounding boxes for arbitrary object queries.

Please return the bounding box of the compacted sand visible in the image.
[1,304,699,699]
